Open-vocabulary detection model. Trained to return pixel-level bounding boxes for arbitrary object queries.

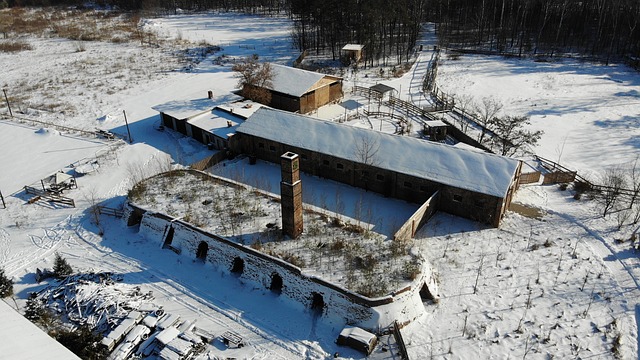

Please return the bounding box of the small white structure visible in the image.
[337,326,377,355]
[342,44,364,63]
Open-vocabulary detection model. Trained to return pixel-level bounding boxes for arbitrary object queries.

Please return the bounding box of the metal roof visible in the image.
[236,108,520,198]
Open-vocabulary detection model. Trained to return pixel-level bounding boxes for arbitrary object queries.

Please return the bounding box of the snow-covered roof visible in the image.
[188,109,243,140]
[156,326,181,345]
[369,83,395,94]
[216,100,265,119]
[45,172,73,185]
[424,120,448,127]
[0,300,81,359]
[268,64,341,98]
[152,90,242,120]
[342,44,364,51]
[338,326,376,345]
[236,108,520,198]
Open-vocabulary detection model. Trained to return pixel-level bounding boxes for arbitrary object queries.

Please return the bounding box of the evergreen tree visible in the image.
[24,292,46,322]
[0,267,13,298]
[55,325,109,360]
[53,252,73,278]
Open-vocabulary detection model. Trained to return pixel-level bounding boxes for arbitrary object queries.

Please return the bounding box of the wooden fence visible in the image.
[351,85,384,101]
[1,114,116,140]
[392,320,410,360]
[519,171,542,185]
[394,191,439,242]
[535,155,578,185]
[24,186,75,207]
[95,206,124,218]
[190,151,228,171]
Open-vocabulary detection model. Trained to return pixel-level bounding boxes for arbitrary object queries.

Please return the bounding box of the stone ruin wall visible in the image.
[125,203,434,331]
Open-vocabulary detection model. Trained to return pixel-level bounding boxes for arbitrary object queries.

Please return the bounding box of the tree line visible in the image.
[429,0,640,62]
[289,0,427,66]
[4,0,640,62]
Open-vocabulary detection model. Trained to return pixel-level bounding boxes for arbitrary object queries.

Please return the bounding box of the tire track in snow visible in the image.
[3,215,74,276]
[0,228,11,265]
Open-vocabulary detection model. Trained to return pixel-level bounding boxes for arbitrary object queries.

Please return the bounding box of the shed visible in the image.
[336,326,377,355]
[423,120,449,141]
[341,44,364,64]
[369,83,396,101]
[243,64,343,114]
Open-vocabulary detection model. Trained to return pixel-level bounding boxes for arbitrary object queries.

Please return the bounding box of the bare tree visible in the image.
[232,54,274,105]
[490,115,543,156]
[354,133,381,191]
[629,157,640,209]
[598,167,628,217]
[473,97,503,144]
[354,133,381,167]
[454,93,474,133]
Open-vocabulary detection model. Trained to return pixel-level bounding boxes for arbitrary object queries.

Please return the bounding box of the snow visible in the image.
[0,300,81,360]
[156,327,180,345]
[238,107,521,198]
[342,44,364,51]
[339,325,377,346]
[436,53,640,174]
[0,120,109,195]
[187,109,243,140]
[150,90,241,120]
[268,63,331,97]
[0,10,638,360]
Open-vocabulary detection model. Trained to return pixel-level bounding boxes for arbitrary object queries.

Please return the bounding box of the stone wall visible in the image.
[128,203,431,331]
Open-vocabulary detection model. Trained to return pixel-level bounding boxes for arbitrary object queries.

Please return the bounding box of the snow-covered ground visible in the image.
[0,10,639,360]
[437,53,640,175]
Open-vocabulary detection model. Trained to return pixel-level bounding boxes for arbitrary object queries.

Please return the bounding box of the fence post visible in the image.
[2,89,12,118]
[0,190,5,209]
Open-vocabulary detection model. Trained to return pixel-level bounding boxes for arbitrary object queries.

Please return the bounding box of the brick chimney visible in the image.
[280,152,303,238]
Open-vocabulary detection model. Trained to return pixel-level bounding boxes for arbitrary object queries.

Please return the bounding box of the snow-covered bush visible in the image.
[0,267,13,297]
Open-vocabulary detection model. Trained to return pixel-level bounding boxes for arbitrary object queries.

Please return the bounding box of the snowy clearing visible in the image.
[0,10,638,360]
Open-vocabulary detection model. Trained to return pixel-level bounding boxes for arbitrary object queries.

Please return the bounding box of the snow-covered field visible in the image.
[0,10,639,360]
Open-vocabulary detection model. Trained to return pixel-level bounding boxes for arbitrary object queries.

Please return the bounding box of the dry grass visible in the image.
[0,7,141,43]
[0,40,32,52]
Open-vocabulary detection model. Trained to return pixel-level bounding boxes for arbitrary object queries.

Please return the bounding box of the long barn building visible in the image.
[231,107,522,227]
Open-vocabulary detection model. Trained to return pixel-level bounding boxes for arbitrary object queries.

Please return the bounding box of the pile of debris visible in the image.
[33,272,211,359]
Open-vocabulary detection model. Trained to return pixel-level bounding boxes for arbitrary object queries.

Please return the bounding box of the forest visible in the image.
[3,0,640,64]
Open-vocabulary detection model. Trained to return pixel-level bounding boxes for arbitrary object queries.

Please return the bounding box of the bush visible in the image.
[55,325,109,360]
[0,40,32,53]
[53,252,73,278]
[0,268,13,298]
[403,260,421,280]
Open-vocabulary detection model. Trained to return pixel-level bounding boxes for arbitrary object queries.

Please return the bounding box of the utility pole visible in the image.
[3,89,12,117]
[123,110,133,144]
